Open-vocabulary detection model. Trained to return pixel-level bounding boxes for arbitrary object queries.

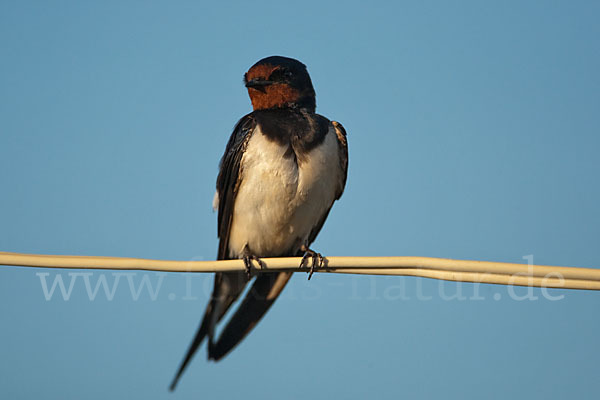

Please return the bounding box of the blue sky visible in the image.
[1,1,599,399]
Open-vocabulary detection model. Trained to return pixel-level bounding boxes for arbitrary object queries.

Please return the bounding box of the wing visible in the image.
[170,114,256,391]
[217,113,257,260]
[331,121,348,200]
[208,270,293,361]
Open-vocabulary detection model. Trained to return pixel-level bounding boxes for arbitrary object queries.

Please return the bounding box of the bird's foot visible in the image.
[299,246,324,280]
[242,247,265,280]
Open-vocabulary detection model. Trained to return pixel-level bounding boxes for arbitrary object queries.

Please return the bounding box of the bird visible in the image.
[169,55,348,390]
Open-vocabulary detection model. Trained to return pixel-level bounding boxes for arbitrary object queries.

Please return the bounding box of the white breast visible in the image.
[226,124,342,258]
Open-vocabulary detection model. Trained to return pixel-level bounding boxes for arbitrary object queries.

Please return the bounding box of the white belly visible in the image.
[227,125,341,257]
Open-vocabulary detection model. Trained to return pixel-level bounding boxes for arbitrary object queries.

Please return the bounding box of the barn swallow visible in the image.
[169,56,348,390]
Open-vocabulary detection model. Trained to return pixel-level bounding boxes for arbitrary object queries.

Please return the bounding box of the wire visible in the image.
[1,251,599,290]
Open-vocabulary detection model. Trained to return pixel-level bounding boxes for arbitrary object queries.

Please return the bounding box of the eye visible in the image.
[268,68,292,82]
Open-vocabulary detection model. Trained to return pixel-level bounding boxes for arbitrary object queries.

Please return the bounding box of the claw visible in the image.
[242,246,265,280]
[243,256,252,279]
[299,246,323,280]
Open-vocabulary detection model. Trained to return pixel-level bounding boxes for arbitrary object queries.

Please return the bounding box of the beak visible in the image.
[245,79,273,93]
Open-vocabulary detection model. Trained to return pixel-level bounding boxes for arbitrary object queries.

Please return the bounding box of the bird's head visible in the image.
[244,56,316,113]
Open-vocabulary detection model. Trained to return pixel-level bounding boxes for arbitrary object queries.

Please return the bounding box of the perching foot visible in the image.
[242,245,265,280]
[299,245,324,280]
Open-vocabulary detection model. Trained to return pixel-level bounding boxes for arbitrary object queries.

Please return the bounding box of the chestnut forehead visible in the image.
[246,64,280,80]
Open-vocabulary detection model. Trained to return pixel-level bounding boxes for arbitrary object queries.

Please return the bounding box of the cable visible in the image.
[1,251,599,290]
